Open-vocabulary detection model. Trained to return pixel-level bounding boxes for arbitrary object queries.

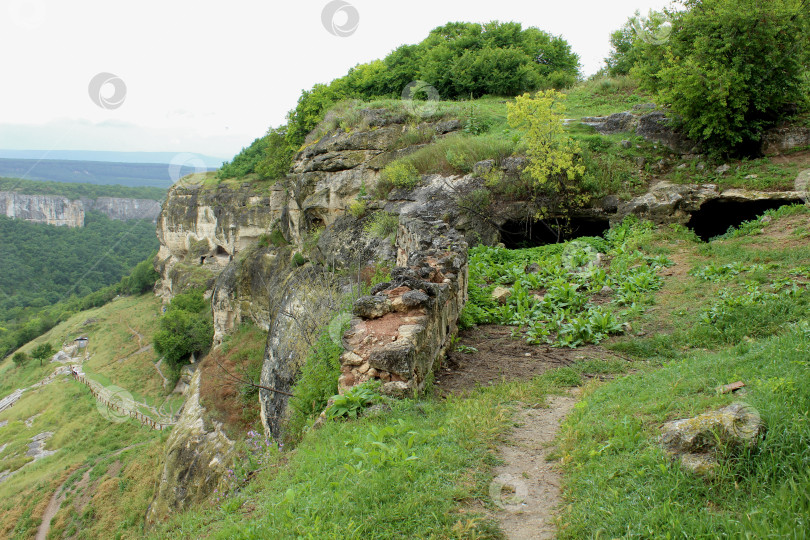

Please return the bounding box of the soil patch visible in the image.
[490,394,577,540]
[436,325,599,395]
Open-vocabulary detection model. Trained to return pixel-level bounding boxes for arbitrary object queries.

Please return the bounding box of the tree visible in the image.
[605,10,672,77]
[31,342,55,366]
[636,0,809,154]
[153,289,213,368]
[12,351,29,368]
[506,90,587,220]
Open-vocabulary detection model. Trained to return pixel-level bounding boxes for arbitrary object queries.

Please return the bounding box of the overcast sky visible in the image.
[0,0,672,161]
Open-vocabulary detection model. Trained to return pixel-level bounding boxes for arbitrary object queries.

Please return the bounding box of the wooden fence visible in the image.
[71,372,174,431]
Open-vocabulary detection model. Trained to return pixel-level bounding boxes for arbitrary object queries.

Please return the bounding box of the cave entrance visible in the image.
[686,198,803,241]
[499,216,611,248]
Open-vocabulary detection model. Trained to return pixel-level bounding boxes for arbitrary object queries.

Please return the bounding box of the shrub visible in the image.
[348,199,368,218]
[634,0,809,154]
[506,90,587,214]
[153,289,213,368]
[381,161,420,190]
[12,351,29,368]
[365,212,399,239]
[286,325,346,442]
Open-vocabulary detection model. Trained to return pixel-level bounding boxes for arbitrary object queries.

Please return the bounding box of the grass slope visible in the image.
[0,294,173,539]
[151,206,809,539]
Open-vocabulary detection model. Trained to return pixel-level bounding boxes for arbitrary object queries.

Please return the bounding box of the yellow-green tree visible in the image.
[506,90,587,216]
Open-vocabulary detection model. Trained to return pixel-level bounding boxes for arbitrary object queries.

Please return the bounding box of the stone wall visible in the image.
[339,215,468,397]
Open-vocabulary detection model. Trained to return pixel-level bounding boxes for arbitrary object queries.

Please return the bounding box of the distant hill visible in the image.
[0,177,167,201]
[0,158,216,188]
[0,150,225,168]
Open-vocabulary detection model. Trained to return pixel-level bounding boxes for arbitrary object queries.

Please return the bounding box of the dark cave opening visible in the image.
[686,198,804,241]
[499,216,611,249]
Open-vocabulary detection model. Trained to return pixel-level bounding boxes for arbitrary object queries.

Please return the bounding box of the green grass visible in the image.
[0,294,173,539]
[558,326,810,538]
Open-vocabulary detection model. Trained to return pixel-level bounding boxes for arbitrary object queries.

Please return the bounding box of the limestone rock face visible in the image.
[0,192,162,227]
[147,368,234,523]
[154,183,287,298]
[0,192,84,227]
[613,181,805,226]
[85,197,161,222]
[761,126,810,155]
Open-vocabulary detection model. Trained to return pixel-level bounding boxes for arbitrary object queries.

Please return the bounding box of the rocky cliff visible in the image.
[0,192,84,227]
[0,191,162,227]
[148,105,808,520]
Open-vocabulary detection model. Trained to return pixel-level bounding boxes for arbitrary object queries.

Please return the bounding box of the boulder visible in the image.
[401,289,430,308]
[492,286,512,304]
[636,111,698,154]
[761,126,810,155]
[661,402,765,475]
[595,112,637,134]
[353,295,393,319]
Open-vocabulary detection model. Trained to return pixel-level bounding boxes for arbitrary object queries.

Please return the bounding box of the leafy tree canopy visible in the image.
[222,21,581,179]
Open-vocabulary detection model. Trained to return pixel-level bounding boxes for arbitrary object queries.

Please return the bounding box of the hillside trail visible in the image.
[491,394,577,540]
[35,442,149,540]
[436,326,601,539]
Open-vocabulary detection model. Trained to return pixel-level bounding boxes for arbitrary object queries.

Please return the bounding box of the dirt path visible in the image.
[153,358,170,389]
[438,325,601,538]
[491,395,577,540]
[35,442,149,540]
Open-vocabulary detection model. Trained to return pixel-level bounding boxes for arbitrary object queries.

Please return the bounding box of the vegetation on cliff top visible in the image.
[218,20,580,181]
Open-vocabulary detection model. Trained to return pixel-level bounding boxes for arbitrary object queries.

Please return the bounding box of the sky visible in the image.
[0,0,672,162]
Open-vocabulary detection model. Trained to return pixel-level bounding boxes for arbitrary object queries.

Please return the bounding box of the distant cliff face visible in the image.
[0,192,84,227]
[85,197,162,222]
[0,191,162,227]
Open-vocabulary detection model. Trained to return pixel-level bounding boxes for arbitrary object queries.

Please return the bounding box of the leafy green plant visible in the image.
[365,212,399,240]
[325,383,379,420]
[380,161,420,190]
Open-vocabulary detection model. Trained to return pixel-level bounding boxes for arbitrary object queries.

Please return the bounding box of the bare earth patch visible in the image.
[436,325,599,395]
[437,325,599,538]
[491,395,578,540]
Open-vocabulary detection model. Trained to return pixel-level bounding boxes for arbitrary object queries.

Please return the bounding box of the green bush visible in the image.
[12,351,29,368]
[365,212,399,239]
[381,161,420,189]
[286,325,346,442]
[631,0,809,154]
[153,289,213,368]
